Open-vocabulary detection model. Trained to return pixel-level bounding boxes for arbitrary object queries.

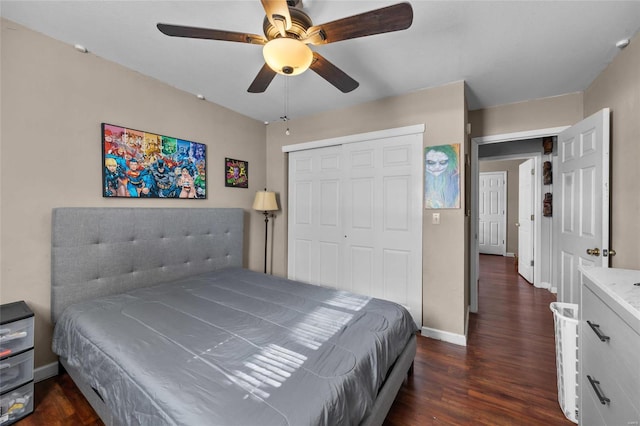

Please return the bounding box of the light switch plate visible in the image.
[432,213,440,224]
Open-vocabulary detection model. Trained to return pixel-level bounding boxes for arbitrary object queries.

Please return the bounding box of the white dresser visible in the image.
[579,266,640,426]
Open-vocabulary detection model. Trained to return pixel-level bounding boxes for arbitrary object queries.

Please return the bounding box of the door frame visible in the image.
[470,126,569,313]
[478,171,507,256]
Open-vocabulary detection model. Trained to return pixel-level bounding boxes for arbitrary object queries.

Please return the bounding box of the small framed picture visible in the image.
[225,158,248,188]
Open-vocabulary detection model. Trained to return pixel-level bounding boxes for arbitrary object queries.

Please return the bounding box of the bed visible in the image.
[50,208,417,426]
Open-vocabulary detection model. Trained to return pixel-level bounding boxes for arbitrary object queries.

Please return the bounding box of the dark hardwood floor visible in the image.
[383,255,573,426]
[21,255,572,425]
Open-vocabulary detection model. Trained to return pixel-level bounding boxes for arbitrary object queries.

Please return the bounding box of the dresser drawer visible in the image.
[582,284,640,405]
[0,381,33,425]
[0,317,33,359]
[0,301,34,359]
[0,350,33,394]
[582,333,640,425]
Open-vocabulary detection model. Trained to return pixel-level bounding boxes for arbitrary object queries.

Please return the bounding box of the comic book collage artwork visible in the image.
[225,158,248,188]
[102,123,206,199]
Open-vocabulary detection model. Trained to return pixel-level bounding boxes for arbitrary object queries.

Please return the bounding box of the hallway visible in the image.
[384,254,574,425]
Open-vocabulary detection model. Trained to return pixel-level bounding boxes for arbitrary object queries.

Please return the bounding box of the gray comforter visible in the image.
[53,267,416,426]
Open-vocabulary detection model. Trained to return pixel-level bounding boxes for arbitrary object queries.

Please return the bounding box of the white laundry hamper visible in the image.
[550,302,579,424]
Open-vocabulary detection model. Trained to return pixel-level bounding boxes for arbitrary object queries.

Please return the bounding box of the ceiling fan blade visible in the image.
[309,52,359,93]
[304,2,413,45]
[157,23,267,45]
[261,0,292,37]
[248,63,277,93]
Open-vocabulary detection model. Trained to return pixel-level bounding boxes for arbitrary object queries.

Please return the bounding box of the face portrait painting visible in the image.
[424,144,460,209]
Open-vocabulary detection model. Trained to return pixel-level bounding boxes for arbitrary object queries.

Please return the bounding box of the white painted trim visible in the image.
[282,124,425,153]
[472,126,569,144]
[470,126,569,314]
[505,252,515,257]
[465,305,469,343]
[481,152,542,162]
[421,326,467,346]
[550,286,558,294]
[537,281,552,290]
[34,361,58,382]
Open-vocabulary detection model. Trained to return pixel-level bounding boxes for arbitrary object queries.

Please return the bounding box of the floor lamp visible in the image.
[253,189,279,274]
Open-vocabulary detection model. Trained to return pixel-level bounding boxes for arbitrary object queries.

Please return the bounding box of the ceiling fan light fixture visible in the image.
[263,38,313,76]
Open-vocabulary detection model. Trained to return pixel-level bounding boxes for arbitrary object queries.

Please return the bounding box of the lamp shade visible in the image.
[263,38,313,76]
[253,191,278,211]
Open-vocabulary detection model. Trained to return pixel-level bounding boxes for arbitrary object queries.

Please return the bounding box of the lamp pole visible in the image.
[263,210,269,274]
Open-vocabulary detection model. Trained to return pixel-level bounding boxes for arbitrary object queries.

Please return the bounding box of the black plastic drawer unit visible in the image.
[0,301,35,425]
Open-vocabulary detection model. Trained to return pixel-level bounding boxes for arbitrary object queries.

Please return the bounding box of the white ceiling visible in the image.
[2,1,640,123]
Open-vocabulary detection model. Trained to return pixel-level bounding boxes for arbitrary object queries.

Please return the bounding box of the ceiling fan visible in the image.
[157,0,413,93]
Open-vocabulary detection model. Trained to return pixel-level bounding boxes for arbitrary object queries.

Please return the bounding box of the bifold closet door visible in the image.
[341,135,422,326]
[288,145,344,288]
[288,134,422,327]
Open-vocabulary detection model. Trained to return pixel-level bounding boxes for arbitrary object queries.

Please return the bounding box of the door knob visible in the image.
[586,248,601,256]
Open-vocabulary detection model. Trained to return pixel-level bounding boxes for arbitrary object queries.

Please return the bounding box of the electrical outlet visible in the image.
[432,213,440,225]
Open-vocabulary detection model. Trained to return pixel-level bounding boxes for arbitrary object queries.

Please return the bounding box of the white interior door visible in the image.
[478,172,506,255]
[342,135,423,326]
[288,132,423,327]
[518,159,535,283]
[557,108,610,304]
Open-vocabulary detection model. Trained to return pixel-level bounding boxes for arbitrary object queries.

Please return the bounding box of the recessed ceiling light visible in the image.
[74,44,88,53]
[196,94,205,100]
[616,39,630,49]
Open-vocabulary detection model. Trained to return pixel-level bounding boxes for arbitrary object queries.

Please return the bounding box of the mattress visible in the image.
[52,267,416,426]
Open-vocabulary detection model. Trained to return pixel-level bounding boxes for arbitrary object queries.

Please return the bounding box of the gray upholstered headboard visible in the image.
[51,207,243,322]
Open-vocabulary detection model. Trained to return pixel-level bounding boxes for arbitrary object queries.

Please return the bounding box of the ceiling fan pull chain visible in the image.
[284,78,291,136]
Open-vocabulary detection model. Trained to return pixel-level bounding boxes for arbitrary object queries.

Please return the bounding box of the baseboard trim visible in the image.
[535,281,551,290]
[421,326,467,346]
[505,252,515,258]
[34,361,59,383]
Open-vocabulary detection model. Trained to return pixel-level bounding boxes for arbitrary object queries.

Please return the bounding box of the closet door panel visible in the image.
[319,180,340,227]
[383,248,410,305]
[350,178,374,230]
[293,238,312,283]
[349,246,374,296]
[384,175,410,232]
[319,241,339,289]
[294,181,312,225]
